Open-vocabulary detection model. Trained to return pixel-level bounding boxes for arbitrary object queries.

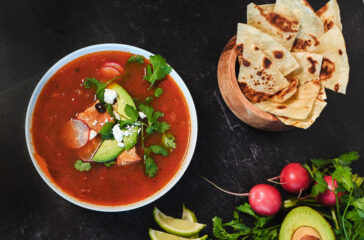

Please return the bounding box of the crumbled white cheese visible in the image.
[89,130,97,140]
[117,142,125,148]
[112,124,124,143]
[139,112,147,119]
[104,119,109,123]
[92,120,98,126]
[114,111,121,120]
[104,89,117,104]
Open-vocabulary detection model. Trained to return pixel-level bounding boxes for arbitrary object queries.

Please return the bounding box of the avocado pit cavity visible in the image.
[292,227,321,240]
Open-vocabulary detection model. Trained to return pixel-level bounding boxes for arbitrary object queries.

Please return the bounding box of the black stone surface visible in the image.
[0,0,363,239]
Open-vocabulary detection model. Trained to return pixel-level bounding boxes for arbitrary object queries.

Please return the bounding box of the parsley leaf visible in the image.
[125,104,139,121]
[143,55,172,88]
[99,122,114,140]
[74,160,91,172]
[127,55,144,64]
[154,88,163,97]
[144,155,158,177]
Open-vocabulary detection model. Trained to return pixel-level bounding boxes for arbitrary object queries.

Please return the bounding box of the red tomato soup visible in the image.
[31,51,190,206]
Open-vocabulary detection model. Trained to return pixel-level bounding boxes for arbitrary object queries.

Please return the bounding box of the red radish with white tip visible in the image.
[202,177,282,216]
[61,119,90,149]
[316,176,344,206]
[99,62,124,80]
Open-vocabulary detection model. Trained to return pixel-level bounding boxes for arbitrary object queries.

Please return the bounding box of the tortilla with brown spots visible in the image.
[237,41,290,103]
[237,23,299,76]
[247,3,300,50]
[317,0,342,32]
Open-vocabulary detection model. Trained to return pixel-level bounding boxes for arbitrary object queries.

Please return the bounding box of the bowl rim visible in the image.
[25,43,198,212]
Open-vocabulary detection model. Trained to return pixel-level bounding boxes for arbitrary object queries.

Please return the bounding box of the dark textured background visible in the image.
[0,0,363,239]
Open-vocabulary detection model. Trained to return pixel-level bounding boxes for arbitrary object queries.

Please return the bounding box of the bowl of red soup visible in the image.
[25,44,197,211]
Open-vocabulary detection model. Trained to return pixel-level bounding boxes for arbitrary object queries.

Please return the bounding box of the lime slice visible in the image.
[149,229,207,240]
[182,205,197,223]
[153,207,206,237]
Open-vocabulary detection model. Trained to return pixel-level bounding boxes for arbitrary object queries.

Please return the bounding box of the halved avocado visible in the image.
[93,139,123,163]
[108,83,135,119]
[279,206,335,240]
[92,83,138,162]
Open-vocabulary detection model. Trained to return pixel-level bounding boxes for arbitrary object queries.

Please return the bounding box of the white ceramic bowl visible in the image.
[25,44,198,212]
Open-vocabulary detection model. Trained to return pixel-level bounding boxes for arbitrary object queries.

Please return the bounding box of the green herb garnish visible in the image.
[99,122,114,140]
[83,77,116,103]
[125,104,139,122]
[145,145,168,156]
[154,88,163,97]
[139,104,170,134]
[145,96,154,103]
[128,55,144,64]
[74,160,91,172]
[144,55,172,89]
[144,155,158,177]
[162,133,176,151]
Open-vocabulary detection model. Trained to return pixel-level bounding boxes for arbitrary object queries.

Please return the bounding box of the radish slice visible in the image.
[76,136,102,161]
[61,119,90,149]
[99,62,124,80]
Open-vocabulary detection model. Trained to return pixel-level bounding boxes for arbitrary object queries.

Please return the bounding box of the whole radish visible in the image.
[248,184,282,216]
[279,163,311,194]
[316,176,344,206]
[202,177,282,216]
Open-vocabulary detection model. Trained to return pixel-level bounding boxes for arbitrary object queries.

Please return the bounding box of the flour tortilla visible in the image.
[247,3,300,50]
[291,52,323,83]
[237,41,290,102]
[268,77,298,103]
[317,0,342,32]
[254,80,321,120]
[274,0,324,52]
[258,4,274,12]
[237,23,299,76]
[312,25,349,94]
[278,98,327,129]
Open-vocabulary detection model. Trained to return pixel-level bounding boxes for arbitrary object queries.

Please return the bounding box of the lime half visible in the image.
[182,205,198,223]
[149,229,207,240]
[153,207,206,237]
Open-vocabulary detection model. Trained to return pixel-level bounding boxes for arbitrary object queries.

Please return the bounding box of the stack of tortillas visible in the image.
[236,0,349,129]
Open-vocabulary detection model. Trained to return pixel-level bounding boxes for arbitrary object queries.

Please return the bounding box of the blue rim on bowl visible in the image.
[25,43,198,212]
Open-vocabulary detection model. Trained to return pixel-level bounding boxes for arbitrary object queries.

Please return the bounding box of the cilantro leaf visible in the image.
[332,165,354,192]
[145,96,154,103]
[99,122,114,140]
[311,158,331,167]
[125,104,138,121]
[104,161,115,167]
[143,55,172,88]
[162,133,176,151]
[127,55,144,64]
[236,203,257,219]
[311,171,328,197]
[74,160,91,172]
[337,151,359,166]
[144,155,158,177]
[83,77,107,103]
[139,104,170,134]
[154,88,163,97]
[139,104,154,120]
[148,145,168,156]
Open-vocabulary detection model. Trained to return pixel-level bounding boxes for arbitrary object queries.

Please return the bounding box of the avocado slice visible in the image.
[279,206,335,240]
[108,83,135,119]
[93,139,123,162]
[92,83,139,162]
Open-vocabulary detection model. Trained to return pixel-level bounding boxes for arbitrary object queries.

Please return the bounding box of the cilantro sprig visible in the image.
[144,55,172,89]
[138,104,170,134]
[212,203,279,240]
[83,77,116,104]
[128,55,144,64]
[74,160,91,172]
[143,145,168,177]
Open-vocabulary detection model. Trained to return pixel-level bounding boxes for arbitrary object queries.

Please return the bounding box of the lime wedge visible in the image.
[182,205,198,223]
[149,229,207,240]
[153,207,206,237]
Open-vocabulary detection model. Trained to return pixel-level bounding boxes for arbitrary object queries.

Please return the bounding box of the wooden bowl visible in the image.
[217,36,290,131]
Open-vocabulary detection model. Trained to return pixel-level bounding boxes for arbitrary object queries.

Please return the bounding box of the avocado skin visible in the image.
[279,206,335,240]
